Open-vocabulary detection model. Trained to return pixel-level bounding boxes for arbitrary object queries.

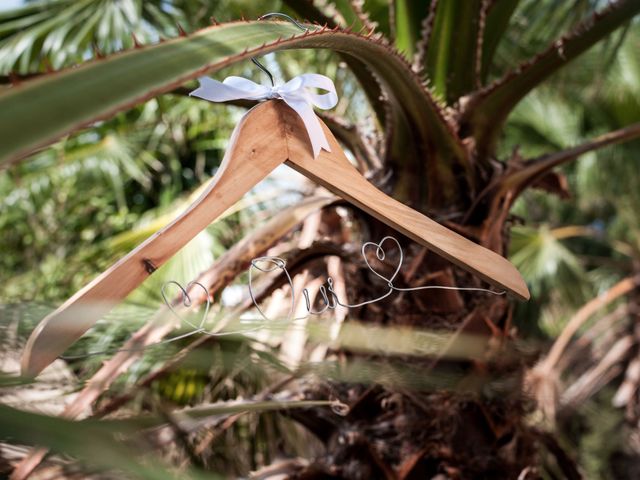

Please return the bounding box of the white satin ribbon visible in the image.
[189,74,338,158]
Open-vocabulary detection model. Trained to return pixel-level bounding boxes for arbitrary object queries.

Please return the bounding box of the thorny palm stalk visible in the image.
[2,0,640,478]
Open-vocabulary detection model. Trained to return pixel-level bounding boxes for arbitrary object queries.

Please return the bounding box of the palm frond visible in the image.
[462,0,640,162]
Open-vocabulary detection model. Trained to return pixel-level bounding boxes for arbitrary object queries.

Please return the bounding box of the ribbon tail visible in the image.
[189,77,228,102]
[283,98,331,158]
[190,76,268,102]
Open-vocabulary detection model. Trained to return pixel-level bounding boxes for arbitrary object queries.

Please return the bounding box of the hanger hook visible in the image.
[251,12,309,87]
[257,12,308,31]
[250,57,276,87]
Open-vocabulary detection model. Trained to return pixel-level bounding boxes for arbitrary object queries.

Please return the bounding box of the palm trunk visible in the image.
[286,198,538,478]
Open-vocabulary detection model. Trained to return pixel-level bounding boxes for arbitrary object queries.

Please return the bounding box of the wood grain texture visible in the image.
[280,103,531,302]
[21,101,290,377]
[22,99,529,378]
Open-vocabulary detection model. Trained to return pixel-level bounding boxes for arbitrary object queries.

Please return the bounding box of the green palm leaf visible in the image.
[0,20,468,177]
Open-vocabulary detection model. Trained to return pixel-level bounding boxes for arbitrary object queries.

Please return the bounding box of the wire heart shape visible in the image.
[248,257,295,323]
[161,281,211,333]
[361,236,404,287]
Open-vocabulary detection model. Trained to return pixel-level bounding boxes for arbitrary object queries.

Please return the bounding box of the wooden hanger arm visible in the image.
[282,109,530,301]
[22,102,289,377]
[292,157,529,300]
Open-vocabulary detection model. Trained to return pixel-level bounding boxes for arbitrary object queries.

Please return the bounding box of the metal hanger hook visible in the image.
[257,12,308,30]
[251,12,309,87]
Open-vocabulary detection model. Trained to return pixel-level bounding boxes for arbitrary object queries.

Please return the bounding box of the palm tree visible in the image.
[2,0,640,478]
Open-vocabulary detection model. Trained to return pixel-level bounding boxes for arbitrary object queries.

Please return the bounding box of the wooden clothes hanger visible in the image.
[21,100,530,377]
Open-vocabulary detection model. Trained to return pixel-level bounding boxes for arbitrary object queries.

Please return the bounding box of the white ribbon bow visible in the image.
[189,74,338,158]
